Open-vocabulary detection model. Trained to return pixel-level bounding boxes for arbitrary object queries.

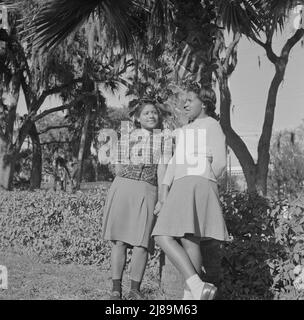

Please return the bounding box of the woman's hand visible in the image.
[154,184,169,216]
[153,201,163,216]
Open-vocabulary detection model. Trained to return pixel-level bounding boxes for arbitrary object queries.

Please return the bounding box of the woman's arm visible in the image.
[157,163,171,201]
[161,153,176,188]
[157,163,167,197]
[154,182,170,216]
[154,155,176,216]
[154,129,179,215]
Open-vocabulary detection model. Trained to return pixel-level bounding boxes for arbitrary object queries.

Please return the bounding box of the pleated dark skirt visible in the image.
[102,176,157,252]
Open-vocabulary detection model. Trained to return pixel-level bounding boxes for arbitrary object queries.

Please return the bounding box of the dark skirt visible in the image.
[152,176,229,241]
[102,176,157,252]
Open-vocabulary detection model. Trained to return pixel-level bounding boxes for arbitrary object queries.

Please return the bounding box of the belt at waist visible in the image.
[117,164,158,186]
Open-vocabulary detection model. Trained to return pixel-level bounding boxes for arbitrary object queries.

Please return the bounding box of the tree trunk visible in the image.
[218,73,258,194]
[75,65,95,190]
[0,138,12,190]
[0,137,21,190]
[91,156,98,182]
[0,74,21,190]
[29,123,42,189]
[256,63,285,196]
[75,105,91,190]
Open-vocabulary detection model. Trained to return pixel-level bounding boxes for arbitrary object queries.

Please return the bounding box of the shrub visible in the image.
[1,187,304,299]
[0,188,110,266]
[268,195,304,300]
[219,192,304,300]
[0,187,160,272]
[219,192,280,299]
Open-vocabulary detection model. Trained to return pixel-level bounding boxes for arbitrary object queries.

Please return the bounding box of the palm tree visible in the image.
[30,0,304,195]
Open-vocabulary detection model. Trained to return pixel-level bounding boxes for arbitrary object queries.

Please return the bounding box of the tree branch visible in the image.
[20,72,32,109]
[281,28,304,60]
[265,19,275,47]
[248,32,267,49]
[40,140,73,146]
[33,77,84,112]
[117,58,134,76]
[212,31,223,62]
[249,32,278,64]
[31,93,94,122]
[31,104,73,123]
[38,125,71,135]
[0,126,5,140]
[224,32,241,72]
[115,77,130,88]
[15,40,32,86]
[227,52,238,76]
[0,59,11,77]
[3,29,34,110]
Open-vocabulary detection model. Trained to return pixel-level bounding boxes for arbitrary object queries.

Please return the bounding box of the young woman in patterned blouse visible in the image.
[102,100,169,300]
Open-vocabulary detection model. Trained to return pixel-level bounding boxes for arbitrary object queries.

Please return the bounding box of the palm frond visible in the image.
[30,0,136,51]
[255,0,304,34]
[215,0,264,36]
[268,0,303,15]
[148,0,174,44]
[0,0,20,7]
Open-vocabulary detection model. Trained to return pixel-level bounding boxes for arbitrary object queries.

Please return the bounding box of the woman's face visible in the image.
[184,91,205,121]
[137,104,160,130]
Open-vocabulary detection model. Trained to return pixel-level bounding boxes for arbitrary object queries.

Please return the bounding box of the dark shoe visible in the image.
[200,282,217,300]
[109,291,121,300]
[127,289,145,300]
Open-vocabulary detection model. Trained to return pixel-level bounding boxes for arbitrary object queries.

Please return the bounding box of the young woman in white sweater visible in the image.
[152,86,229,300]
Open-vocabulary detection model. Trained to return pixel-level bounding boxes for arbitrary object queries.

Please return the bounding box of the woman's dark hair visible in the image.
[198,87,218,120]
[186,83,219,120]
[132,100,163,130]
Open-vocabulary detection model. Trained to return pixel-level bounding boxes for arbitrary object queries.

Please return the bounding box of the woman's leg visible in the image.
[154,235,197,279]
[130,246,148,291]
[180,235,202,276]
[111,240,127,296]
[180,236,202,300]
[155,235,215,300]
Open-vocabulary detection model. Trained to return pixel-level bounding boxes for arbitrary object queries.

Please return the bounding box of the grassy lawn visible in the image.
[0,251,166,300]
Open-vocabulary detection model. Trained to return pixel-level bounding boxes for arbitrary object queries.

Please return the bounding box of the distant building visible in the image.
[230,166,247,191]
[230,166,243,176]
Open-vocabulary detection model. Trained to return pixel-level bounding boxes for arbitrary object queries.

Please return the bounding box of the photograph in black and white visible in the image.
[1,0,304,301]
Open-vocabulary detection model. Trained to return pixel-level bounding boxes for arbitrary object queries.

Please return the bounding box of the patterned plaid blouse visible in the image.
[115,129,173,186]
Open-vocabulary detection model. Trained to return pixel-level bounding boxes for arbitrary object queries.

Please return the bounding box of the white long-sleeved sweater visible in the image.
[162,116,227,187]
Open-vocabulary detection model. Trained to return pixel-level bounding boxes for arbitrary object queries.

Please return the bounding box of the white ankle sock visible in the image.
[182,289,193,300]
[186,274,204,300]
